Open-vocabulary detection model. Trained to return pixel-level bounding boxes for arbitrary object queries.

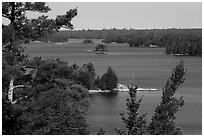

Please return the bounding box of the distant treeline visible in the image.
[45,28,202,56]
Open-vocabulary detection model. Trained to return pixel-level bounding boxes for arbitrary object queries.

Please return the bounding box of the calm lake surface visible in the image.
[25,40,202,135]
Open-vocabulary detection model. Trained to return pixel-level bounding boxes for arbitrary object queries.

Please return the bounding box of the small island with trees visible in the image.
[90,66,118,94]
[94,44,108,54]
[82,39,94,44]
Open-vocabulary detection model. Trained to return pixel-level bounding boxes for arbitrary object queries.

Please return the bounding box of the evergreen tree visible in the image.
[115,85,147,135]
[148,60,186,135]
[92,76,101,89]
[18,87,89,135]
[77,63,96,89]
[101,66,118,90]
[2,2,77,59]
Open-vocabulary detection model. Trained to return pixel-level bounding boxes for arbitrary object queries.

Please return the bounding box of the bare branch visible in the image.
[8,79,31,104]
[13,85,31,88]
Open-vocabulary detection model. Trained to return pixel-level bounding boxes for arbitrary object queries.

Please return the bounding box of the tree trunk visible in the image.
[8,79,14,104]
[8,78,30,104]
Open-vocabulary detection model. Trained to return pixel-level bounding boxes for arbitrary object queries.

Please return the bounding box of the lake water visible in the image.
[25,41,202,135]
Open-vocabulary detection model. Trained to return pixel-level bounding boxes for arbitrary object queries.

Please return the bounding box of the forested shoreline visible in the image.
[45,28,202,56]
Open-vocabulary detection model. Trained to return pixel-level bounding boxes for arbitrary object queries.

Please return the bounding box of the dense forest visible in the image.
[2,2,91,134]
[45,28,202,56]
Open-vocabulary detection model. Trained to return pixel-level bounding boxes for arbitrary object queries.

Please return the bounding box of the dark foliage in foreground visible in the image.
[2,2,92,135]
[3,57,92,134]
[115,85,147,135]
[148,60,186,135]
